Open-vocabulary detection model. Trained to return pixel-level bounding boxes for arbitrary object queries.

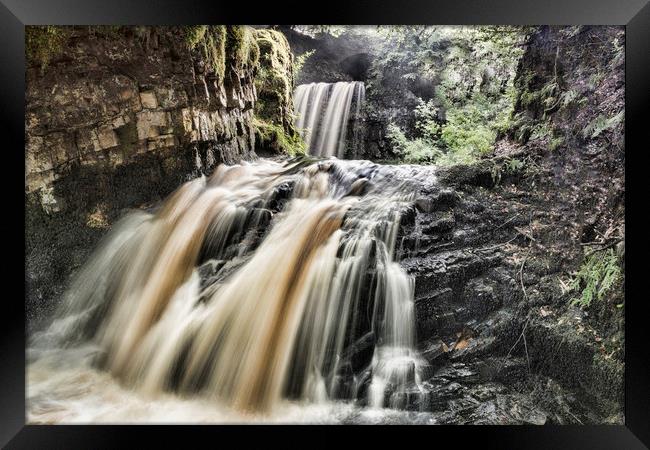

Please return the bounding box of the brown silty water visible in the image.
[28,156,436,421]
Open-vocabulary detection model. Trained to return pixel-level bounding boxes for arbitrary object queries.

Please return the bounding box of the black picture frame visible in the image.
[3,0,648,448]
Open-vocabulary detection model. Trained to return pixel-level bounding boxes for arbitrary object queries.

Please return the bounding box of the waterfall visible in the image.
[29,158,428,420]
[293,82,365,158]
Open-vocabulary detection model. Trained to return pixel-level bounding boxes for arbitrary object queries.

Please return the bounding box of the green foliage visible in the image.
[386,123,441,163]
[185,26,227,82]
[549,134,565,151]
[369,26,526,166]
[520,78,560,111]
[388,91,510,165]
[87,25,123,38]
[559,89,581,108]
[440,100,498,157]
[25,26,71,70]
[186,25,259,81]
[570,248,622,308]
[293,50,315,79]
[511,110,566,150]
[254,119,305,156]
[587,72,605,91]
[293,26,347,38]
[490,156,526,185]
[611,36,625,68]
[582,111,624,139]
[414,100,441,140]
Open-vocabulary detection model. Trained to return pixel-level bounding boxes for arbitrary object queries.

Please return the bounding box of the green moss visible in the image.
[549,134,565,151]
[570,248,622,309]
[25,26,72,71]
[254,118,305,156]
[185,25,227,82]
[225,26,260,70]
[87,25,124,38]
[185,25,259,81]
[254,29,293,118]
[253,28,299,151]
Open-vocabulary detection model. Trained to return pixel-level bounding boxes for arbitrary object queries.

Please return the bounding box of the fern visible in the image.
[570,248,622,308]
[582,111,624,139]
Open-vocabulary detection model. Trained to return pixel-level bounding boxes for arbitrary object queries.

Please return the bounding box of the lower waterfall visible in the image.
[28,157,432,422]
[294,82,365,158]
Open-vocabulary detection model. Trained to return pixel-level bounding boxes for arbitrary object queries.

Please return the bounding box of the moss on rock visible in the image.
[226,26,260,70]
[185,25,227,82]
[26,26,72,71]
[253,28,301,156]
[253,118,305,156]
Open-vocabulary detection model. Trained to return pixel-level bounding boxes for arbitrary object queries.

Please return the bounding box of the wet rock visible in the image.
[347,178,369,196]
[389,385,426,411]
[433,362,480,385]
[340,331,376,374]
[421,216,455,235]
[463,277,500,319]
[420,339,449,364]
[414,189,459,213]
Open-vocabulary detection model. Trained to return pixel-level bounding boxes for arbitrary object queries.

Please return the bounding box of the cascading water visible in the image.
[293,82,365,158]
[27,157,434,423]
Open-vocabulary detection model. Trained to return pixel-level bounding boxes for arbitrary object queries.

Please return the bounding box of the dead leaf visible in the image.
[454,337,472,351]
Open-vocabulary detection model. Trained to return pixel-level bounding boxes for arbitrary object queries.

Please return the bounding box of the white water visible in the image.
[27,158,433,423]
[293,82,365,158]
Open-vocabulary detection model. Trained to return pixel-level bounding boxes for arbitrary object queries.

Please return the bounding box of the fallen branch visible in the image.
[494,213,521,231]
[499,316,531,375]
[514,226,537,242]
[581,237,623,256]
[480,234,520,251]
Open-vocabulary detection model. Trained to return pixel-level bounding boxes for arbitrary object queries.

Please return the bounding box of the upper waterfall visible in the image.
[293,82,365,158]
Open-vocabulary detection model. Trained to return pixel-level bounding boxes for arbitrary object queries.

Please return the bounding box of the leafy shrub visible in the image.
[293,50,315,79]
[414,100,441,140]
[386,124,442,163]
[440,105,496,157]
[570,248,622,308]
[366,26,526,165]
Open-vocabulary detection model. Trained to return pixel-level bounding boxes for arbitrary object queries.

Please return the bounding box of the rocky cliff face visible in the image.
[25,25,295,324]
[253,29,303,155]
[26,26,260,209]
[394,26,624,423]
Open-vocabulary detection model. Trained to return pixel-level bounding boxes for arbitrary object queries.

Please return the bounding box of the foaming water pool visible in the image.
[27,345,436,425]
